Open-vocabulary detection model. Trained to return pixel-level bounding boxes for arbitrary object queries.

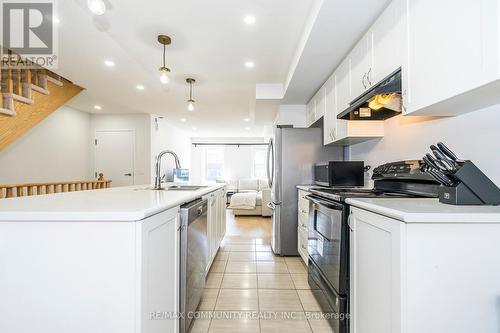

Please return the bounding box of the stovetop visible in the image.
[309,187,419,202]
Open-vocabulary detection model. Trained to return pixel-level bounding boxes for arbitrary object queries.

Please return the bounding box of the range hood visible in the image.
[338,68,402,121]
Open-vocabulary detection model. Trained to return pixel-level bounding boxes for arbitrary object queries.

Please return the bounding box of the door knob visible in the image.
[124,173,132,176]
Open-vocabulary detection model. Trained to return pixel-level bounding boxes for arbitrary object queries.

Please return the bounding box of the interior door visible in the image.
[95,130,135,187]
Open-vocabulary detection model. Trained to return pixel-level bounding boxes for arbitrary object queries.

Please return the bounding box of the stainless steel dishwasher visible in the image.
[179,198,208,333]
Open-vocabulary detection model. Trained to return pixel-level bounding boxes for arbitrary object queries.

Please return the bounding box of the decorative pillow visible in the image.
[238,179,259,192]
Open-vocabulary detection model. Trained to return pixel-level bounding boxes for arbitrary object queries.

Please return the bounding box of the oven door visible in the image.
[306,194,349,296]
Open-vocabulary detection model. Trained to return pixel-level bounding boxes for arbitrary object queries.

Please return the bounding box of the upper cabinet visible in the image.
[306,83,326,127]
[403,0,500,116]
[349,34,374,100]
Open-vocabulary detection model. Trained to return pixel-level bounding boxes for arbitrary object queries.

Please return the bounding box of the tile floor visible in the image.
[190,233,335,333]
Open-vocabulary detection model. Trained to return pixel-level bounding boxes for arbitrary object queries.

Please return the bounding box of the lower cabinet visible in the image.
[205,187,227,273]
[349,206,500,333]
[297,189,310,265]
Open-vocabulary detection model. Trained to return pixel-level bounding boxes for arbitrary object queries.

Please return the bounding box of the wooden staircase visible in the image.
[0,48,84,150]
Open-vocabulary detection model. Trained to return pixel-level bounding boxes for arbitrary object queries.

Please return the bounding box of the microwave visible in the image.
[314,161,365,187]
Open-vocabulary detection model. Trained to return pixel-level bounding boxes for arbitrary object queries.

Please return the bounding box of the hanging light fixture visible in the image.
[157,35,171,85]
[186,78,196,111]
[87,0,106,15]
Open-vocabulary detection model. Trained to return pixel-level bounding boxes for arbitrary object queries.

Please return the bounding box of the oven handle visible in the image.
[305,195,344,211]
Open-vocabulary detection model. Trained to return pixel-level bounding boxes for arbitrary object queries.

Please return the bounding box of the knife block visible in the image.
[439,161,500,205]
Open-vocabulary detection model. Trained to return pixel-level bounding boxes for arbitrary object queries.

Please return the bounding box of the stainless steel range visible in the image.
[305,160,439,333]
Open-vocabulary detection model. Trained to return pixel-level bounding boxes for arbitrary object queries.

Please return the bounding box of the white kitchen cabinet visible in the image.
[205,187,227,272]
[306,95,316,127]
[371,0,404,85]
[403,0,500,116]
[349,206,500,333]
[323,75,336,145]
[349,34,374,99]
[297,189,310,265]
[349,207,404,333]
[307,85,326,127]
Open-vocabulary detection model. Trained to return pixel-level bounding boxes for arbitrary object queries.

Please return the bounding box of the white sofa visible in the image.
[223,179,272,217]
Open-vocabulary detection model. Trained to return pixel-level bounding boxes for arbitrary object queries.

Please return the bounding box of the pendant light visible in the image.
[186,78,196,111]
[158,35,171,85]
[88,0,106,15]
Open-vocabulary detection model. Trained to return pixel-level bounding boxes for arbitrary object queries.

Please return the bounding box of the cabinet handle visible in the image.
[301,209,307,214]
[301,223,307,228]
[367,68,372,86]
[362,73,367,89]
[301,245,307,250]
[347,215,355,232]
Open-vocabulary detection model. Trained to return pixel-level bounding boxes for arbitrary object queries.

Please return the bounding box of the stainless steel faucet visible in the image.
[154,150,182,189]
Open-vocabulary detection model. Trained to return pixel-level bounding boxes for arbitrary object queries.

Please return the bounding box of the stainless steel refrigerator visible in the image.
[266,126,343,256]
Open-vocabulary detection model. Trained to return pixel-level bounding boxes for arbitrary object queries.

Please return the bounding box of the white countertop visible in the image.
[0,183,225,222]
[346,197,500,223]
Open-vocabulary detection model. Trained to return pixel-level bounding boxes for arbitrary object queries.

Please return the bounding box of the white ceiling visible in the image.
[56,0,315,137]
[282,0,392,104]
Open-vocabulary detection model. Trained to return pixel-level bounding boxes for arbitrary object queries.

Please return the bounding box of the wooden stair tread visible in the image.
[46,76,63,87]
[31,83,50,95]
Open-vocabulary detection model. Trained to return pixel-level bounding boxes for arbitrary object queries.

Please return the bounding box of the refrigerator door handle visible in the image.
[266,138,274,188]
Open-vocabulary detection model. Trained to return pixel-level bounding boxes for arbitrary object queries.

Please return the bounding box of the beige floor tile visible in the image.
[215,251,229,261]
[258,289,303,311]
[290,274,311,289]
[255,251,285,262]
[286,261,307,274]
[255,244,272,252]
[221,273,257,289]
[297,290,333,312]
[218,243,230,252]
[223,236,255,244]
[228,251,256,262]
[307,313,337,333]
[255,238,271,245]
[189,312,213,333]
[284,256,304,264]
[229,244,256,252]
[225,261,257,273]
[258,274,295,289]
[257,262,289,274]
[209,312,260,333]
[210,260,227,273]
[215,289,259,311]
[198,289,219,311]
[261,313,312,333]
[206,273,223,289]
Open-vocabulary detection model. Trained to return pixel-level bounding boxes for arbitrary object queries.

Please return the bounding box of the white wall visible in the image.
[0,106,91,184]
[150,116,192,182]
[349,105,500,187]
[90,114,151,185]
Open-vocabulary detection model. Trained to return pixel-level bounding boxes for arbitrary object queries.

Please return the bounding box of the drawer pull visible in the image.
[301,245,307,250]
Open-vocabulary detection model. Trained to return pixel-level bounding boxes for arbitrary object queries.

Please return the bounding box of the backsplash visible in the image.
[348,104,500,187]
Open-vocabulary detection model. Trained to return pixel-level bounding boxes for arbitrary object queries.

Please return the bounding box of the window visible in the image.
[252,146,268,179]
[205,147,224,181]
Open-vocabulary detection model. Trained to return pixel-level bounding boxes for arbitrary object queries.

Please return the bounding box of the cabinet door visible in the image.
[323,75,336,145]
[349,35,372,99]
[404,0,498,114]
[371,0,403,85]
[306,96,317,127]
[335,60,350,142]
[141,208,180,333]
[315,85,326,120]
[349,208,404,333]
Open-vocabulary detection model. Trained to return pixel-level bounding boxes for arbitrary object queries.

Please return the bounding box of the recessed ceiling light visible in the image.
[244,61,255,68]
[244,118,250,122]
[180,118,187,122]
[192,127,197,131]
[88,0,106,15]
[53,16,60,24]
[136,85,145,91]
[94,105,102,110]
[245,127,250,131]
[243,15,256,25]
[104,60,115,67]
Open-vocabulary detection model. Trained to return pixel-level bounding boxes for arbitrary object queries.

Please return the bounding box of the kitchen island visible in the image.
[345,197,500,333]
[0,184,226,333]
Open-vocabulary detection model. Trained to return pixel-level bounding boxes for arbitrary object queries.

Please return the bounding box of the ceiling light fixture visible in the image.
[53,16,60,24]
[245,127,250,131]
[243,15,256,25]
[244,61,255,68]
[94,105,102,110]
[158,35,172,85]
[136,85,145,91]
[180,118,187,122]
[186,78,196,111]
[87,0,106,15]
[244,118,250,122]
[104,60,115,67]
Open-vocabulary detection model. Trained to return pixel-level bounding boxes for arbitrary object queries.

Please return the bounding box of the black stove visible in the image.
[309,187,418,202]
